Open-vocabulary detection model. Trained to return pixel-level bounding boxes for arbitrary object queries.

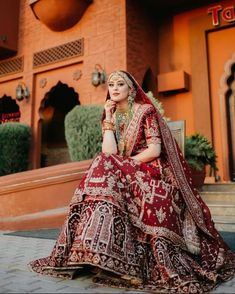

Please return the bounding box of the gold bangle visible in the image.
[103,120,114,128]
[102,120,115,131]
[103,119,114,124]
[103,126,115,131]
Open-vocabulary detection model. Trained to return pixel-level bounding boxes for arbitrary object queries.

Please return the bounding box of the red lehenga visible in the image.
[29,77,235,294]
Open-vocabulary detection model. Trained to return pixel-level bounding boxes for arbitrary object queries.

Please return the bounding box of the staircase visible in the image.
[201,183,235,232]
[0,159,92,231]
[0,163,234,233]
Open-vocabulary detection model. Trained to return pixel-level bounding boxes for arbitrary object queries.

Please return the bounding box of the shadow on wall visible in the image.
[0,95,21,124]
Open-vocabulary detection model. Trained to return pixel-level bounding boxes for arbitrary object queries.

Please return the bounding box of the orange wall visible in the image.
[157,0,235,180]
[0,0,127,168]
[126,0,158,88]
[17,0,126,108]
[0,0,20,54]
[207,26,235,180]
[157,0,235,137]
[158,13,194,134]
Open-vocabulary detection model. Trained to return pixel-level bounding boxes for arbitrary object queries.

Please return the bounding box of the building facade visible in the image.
[0,0,235,182]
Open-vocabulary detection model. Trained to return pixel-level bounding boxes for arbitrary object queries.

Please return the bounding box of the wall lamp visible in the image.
[91,64,106,87]
[16,81,30,101]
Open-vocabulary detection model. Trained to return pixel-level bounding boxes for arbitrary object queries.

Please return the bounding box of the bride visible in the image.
[29,70,235,293]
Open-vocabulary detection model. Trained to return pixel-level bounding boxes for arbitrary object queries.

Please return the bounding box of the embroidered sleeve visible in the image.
[144,107,161,145]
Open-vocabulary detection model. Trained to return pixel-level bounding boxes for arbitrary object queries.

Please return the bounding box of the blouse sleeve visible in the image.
[144,106,161,145]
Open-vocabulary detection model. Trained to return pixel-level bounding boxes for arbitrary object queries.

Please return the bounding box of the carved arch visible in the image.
[219,52,235,181]
[38,81,80,167]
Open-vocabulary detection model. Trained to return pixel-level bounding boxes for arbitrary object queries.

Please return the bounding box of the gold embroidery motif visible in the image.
[155,207,166,224]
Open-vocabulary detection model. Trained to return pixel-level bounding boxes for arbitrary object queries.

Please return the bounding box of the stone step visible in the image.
[202,183,235,192]
[0,160,92,231]
[201,191,235,203]
[206,202,235,216]
[212,216,235,232]
[0,206,67,231]
[200,188,235,231]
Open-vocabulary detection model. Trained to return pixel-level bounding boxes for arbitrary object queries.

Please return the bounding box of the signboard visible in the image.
[208,5,235,26]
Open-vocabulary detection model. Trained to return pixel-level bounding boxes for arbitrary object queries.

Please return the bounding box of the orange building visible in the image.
[1,0,235,183]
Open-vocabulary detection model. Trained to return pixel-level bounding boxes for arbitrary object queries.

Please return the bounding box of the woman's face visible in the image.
[108,75,129,103]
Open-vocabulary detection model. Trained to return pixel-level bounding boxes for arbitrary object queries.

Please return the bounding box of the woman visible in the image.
[29,70,235,293]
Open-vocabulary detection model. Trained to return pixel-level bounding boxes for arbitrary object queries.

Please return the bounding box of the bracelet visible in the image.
[102,120,115,131]
[103,119,114,124]
[103,124,115,131]
[103,126,115,131]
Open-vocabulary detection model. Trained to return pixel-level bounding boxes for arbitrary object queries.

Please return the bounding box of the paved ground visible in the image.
[0,231,235,293]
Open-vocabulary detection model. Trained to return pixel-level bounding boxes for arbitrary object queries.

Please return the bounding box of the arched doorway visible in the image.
[0,95,20,124]
[219,51,235,182]
[224,64,235,181]
[39,81,80,167]
[207,27,235,182]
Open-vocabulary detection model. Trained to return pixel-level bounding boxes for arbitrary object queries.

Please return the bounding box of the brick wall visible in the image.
[0,0,127,119]
[126,0,158,92]
[0,0,127,167]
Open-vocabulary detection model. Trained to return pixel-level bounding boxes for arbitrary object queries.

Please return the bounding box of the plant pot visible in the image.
[191,167,206,190]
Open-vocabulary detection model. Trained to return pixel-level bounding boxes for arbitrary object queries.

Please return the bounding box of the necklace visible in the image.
[115,110,130,155]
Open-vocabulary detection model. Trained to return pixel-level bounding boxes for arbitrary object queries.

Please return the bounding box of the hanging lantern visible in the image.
[16,84,24,101]
[16,82,30,101]
[91,64,106,87]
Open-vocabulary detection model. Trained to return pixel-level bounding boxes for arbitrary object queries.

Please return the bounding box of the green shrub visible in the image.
[0,122,32,176]
[65,105,103,161]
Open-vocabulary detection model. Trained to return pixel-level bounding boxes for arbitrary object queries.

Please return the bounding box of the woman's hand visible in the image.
[131,143,161,163]
[104,99,116,120]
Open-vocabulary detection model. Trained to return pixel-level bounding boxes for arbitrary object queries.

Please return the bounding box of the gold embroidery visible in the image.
[155,207,166,224]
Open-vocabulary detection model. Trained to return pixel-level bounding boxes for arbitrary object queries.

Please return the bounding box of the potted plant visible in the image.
[185,133,218,189]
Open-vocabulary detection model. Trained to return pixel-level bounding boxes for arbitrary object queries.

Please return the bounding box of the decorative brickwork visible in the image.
[126,0,158,86]
[0,0,126,169]
[0,56,24,77]
[33,39,84,68]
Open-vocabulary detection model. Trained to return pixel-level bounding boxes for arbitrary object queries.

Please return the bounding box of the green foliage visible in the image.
[0,122,32,176]
[146,91,171,121]
[185,133,218,175]
[65,104,103,161]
